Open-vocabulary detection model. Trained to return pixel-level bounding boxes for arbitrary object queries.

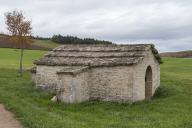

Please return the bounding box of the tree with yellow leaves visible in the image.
[5,10,32,76]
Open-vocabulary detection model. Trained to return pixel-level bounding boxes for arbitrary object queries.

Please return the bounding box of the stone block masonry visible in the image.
[32,44,161,103]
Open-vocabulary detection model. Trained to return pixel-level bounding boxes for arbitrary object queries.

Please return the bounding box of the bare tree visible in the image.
[5,10,32,76]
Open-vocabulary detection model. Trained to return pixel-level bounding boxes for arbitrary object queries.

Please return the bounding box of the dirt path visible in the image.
[0,104,22,128]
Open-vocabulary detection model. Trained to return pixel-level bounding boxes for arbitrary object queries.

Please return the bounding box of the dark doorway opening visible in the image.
[145,66,152,100]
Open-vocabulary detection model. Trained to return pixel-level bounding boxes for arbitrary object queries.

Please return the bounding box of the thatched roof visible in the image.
[34,44,162,67]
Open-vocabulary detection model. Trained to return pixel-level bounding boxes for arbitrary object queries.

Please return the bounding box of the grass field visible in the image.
[0,48,191,128]
[0,48,46,68]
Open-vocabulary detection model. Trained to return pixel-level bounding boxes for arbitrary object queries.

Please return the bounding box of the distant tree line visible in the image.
[51,34,113,44]
[0,33,8,37]
[2,33,113,45]
[32,36,51,40]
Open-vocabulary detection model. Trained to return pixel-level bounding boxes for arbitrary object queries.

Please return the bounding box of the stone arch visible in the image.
[145,66,153,100]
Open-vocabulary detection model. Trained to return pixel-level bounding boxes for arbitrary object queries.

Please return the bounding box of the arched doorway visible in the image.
[145,66,152,100]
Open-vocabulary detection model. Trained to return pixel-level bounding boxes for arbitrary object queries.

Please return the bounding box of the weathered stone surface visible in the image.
[132,50,160,101]
[57,71,89,103]
[32,44,161,103]
[34,44,162,66]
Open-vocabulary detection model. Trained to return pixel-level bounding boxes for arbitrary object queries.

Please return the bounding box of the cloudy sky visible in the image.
[0,0,192,52]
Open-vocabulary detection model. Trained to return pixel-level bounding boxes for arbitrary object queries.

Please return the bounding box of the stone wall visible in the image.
[132,50,160,101]
[33,49,160,103]
[57,72,89,103]
[88,66,134,102]
[35,66,63,91]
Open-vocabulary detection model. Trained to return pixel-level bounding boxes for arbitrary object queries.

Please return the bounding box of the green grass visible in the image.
[32,39,60,49]
[0,48,46,68]
[0,48,191,128]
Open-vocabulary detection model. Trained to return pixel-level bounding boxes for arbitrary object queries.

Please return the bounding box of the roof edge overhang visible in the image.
[56,66,89,76]
[150,44,163,64]
[33,44,162,67]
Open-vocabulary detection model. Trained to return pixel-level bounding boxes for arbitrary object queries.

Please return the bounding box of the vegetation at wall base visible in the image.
[0,48,191,128]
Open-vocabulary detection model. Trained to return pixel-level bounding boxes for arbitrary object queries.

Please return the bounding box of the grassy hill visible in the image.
[31,39,60,50]
[160,50,192,58]
[0,35,60,50]
[0,48,191,128]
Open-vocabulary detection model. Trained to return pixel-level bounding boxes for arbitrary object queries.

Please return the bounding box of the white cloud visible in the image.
[0,0,192,52]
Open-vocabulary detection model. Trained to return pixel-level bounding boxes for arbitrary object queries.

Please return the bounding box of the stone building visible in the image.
[32,44,162,103]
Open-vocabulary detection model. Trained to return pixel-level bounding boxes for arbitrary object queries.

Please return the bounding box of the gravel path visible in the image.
[0,104,22,128]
